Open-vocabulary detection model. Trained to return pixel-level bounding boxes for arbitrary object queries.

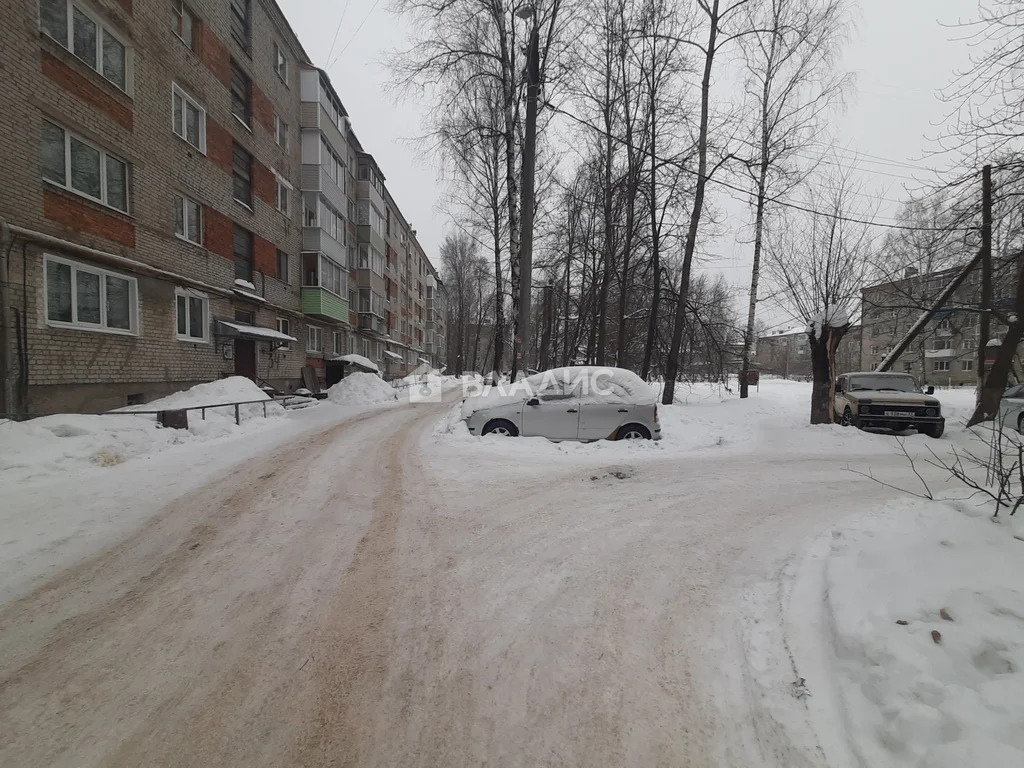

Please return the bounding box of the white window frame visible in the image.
[172,0,196,50]
[174,287,209,343]
[319,255,344,296]
[274,170,292,216]
[333,330,344,356]
[40,0,132,93]
[273,41,288,84]
[44,253,139,335]
[933,360,951,372]
[174,193,203,245]
[42,120,130,213]
[274,113,289,150]
[307,325,323,353]
[961,359,974,372]
[276,317,291,349]
[171,83,207,153]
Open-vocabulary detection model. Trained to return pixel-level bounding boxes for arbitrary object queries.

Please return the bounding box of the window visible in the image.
[361,337,369,358]
[171,83,206,152]
[319,255,344,295]
[933,360,951,372]
[903,362,913,373]
[307,325,322,352]
[273,41,288,83]
[41,120,129,212]
[234,309,254,324]
[174,194,202,244]
[230,61,251,127]
[276,317,290,349]
[175,288,208,341]
[40,0,129,91]
[274,113,288,150]
[932,338,952,351]
[961,359,974,372]
[333,331,344,356]
[276,249,288,282]
[172,0,196,50]
[320,138,343,185]
[274,172,291,215]
[232,142,252,206]
[233,225,253,281]
[45,255,137,333]
[937,318,951,330]
[229,0,250,53]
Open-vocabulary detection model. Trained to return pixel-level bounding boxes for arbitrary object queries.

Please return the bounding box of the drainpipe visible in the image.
[0,217,14,417]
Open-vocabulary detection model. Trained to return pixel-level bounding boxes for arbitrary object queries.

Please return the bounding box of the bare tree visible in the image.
[766,173,875,423]
[735,0,851,398]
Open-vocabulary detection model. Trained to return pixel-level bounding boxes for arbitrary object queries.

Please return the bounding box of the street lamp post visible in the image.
[516,4,540,376]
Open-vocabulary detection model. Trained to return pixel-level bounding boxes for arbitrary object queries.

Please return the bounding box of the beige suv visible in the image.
[834,372,944,438]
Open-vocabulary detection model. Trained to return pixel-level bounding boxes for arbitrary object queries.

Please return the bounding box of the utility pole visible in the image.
[977,163,993,398]
[516,5,540,376]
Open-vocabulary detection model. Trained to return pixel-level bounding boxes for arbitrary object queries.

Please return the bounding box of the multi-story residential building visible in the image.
[754,325,861,379]
[0,1,445,413]
[0,0,314,413]
[861,266,1016,387]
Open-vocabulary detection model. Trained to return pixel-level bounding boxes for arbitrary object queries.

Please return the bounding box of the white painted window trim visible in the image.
[276,317,291,349]
[40,0,133,94]
[273,41,289,85]
[174,286,210,343]
[174,193,203,245]
[307,325,322,353]
[273,170,292,215]
[171,83,207,153]
[42,120,131,213]
[273,113,289,150]
[44,253,139,335]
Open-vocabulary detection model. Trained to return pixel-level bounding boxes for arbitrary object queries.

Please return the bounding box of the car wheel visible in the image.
[922,423,945,439]
[840,407,856,427]
[616,423,652,440]
[482,419,518,437]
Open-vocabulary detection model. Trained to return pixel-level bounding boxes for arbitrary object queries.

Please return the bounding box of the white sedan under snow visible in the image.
[462,366,662,442]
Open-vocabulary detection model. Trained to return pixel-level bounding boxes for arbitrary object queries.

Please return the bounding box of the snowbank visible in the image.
[333,353,379,373]
[805,500,1024,767]
[0,377,286,483]
[326,372,397,405]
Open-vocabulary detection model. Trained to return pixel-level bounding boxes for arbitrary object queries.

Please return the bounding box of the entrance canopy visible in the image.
[217,320,296,344]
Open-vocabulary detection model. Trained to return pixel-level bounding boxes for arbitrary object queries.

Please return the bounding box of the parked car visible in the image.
[463,366,662,442]
[834,372,945,438]
[998,383,1024,433]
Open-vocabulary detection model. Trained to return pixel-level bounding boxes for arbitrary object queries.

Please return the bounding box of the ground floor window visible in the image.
[277,317,291,349]
[961,359,973,372]
[933,360,950,372]
[175,288,208,342]
[333,330,344,356]
[45,254,137,334]
[307,325,322,352]
[361,337,369,358]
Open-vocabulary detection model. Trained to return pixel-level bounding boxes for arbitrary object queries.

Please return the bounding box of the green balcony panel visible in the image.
[302,287,349,323]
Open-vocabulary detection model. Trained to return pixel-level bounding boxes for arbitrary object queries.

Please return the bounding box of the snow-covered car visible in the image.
[997,383,1024,433]
[463,366,662,441]
[834,371,944,438]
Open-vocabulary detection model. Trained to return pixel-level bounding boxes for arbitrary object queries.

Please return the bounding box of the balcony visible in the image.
[299,102,348,157]
[357,224,386,255]
[925,348,957,358]
[302,228,347,268]
[301,165,346,213]
[302,287,349,323]
[359,313,386,334]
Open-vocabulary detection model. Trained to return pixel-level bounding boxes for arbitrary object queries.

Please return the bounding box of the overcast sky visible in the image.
[277,0,978,286]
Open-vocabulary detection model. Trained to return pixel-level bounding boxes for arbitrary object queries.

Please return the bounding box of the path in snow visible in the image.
[0,380,975,766]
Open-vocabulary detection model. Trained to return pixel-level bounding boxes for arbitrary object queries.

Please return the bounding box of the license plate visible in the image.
[884,410,914,417]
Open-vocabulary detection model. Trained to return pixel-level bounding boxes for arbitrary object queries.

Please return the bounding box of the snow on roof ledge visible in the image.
[332,353,380,373]
[383,350,403,360]
[218,321,296,343]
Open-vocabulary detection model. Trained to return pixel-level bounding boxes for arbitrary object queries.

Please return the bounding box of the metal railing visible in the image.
[0,395,310,425]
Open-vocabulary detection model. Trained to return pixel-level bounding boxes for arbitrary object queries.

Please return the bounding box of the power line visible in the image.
[328,0,383,69]
[545,102,979,233]
[324,0,352,65]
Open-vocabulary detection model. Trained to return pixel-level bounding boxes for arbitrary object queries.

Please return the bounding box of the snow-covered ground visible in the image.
[326,371,399,405]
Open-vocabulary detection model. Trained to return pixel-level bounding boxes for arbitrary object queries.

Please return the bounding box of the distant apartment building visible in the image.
[754,325,861,378]
[861,266,1015,387]
[0,0,444,414]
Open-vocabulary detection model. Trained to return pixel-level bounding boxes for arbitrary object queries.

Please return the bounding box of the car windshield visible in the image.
[847,375,918,393]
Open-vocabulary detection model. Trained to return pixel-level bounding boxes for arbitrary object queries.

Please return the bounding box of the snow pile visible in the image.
[0,414,186,481]
[812,500,1024,767]
[326,372,397,405]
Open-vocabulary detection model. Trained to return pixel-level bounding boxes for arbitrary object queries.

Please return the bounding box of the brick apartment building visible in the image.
[861,266,1016,387]
[0,0,445,415]
[754,325,861,379]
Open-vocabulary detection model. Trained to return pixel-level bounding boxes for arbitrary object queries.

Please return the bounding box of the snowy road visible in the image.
[0,384,966,767]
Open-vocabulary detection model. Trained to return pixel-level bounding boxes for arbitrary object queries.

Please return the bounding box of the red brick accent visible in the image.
[252,86,276,133]
[204,206,234,261]
[114,0,132,14]
[199,23,231,86]
[253,161,276,207]
[206,117,234,173]
[254,236,276,275]
[41,52,133,130]
[44,188,135,248]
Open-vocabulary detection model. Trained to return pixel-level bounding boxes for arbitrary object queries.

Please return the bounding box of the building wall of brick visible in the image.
[0,0,312,412]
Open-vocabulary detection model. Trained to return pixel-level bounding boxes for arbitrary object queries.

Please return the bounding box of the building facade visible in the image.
[860,267,1015,387]
[754,325,861,379]
[0,0,444,414]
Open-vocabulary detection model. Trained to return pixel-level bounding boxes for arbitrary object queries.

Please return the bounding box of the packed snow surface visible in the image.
[326,372,397,405]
